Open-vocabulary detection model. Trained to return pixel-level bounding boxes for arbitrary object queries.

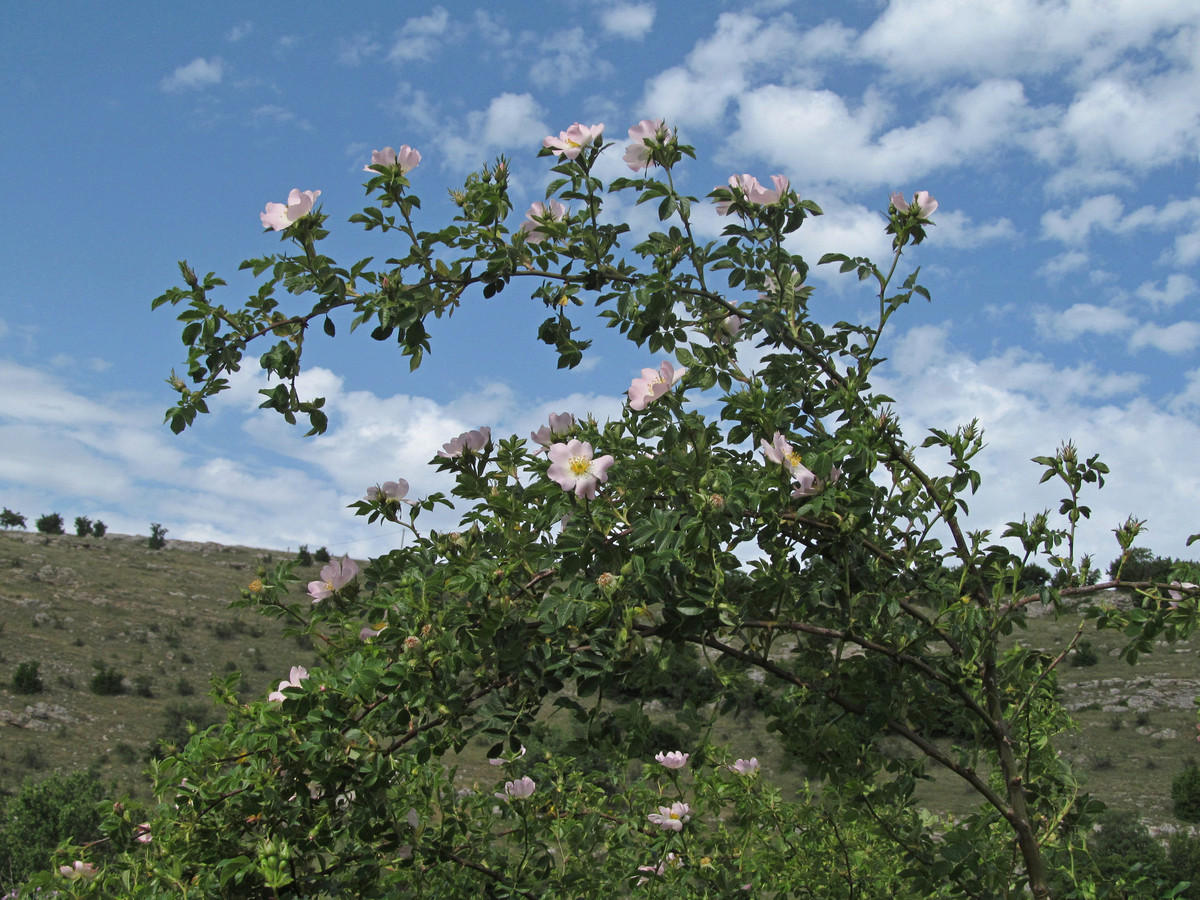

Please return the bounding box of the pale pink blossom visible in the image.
[635,852,679,884]
[647,801,691,831]
[269,665,309,702]
[716,174,788,215]
[260,189,321,231]
[359,623,386,641]
[308,556,359,602]
[520,200,568,245]
[624,118,666,171]
[720,314,742,343]
[59,860,97,880]
[367,479,417,506]
[364,145,421,174]
[495,775,536,800]
[135,823,152,844]
[438,427,491,458]
[1169,581,1198,602]
[531,412,576,454]
[547,439,615,500]
[728,757,760,776]
[655,750,690,770]
[488,745,527,766]
[543,123,604,160]
[761,432,821,498]
[628,360,686,411]
[891,190,938,218]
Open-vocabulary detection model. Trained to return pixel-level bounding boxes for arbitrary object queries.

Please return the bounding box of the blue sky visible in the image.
[1,1,1197,566]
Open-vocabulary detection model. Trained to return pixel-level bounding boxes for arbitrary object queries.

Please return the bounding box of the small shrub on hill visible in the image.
[148,522,168,549]
[89,663,124,696]
[0,507,26,529]
[1071,640,1099,667]
[91,519,107,537]
[73,516,92,537]
[11,661,44,694]
[34,513,64,535]
[313,545,330,563]
[296,544,313,566]
[1173,761,1200,823]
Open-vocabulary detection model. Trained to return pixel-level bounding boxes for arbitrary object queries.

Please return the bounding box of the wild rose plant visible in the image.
[75,116,1195,900]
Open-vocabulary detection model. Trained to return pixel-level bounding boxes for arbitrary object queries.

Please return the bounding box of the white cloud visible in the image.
[1129,321,1200,354]
[877,325,1199,560]
[1136,273,1196,308]
[858,0,1200,84]
[600,3,656,39]
[227,22,253,42]
[1036,250,1089,281]
[1040,194,1123,245]
[529,27,613,92]
[438,93,548,169]
[338,34,381,66]
[389,7,451,63]
[251,105,312,130]
[932,210,1018,249]
[160,57,225,92]
[729,79,1030,189]
[1035,303,1134,340]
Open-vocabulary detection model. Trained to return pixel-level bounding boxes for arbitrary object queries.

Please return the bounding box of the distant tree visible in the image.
[0,507,26,529]
[91,519,107,537]
[34,513,64,535]
[1017,563,1052,592]
[148,522,168,550]
[74,515,93,537]
[1173,760,1200,823]
[11,661,44,694]
[90,663,124,696]
[296,544,313,566]
[313,545,330,563]
[1109,547,1176,584]
[0,770,106,889]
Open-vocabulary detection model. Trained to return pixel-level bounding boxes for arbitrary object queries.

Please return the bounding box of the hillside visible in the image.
[0,529,322,801]
[1,528,1198,827]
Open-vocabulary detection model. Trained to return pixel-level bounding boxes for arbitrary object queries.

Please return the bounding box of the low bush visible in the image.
[11,661,44,695]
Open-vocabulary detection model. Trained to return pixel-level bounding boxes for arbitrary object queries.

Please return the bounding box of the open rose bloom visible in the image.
[628,360,685,411]
[269,665,309,702]
[308,556,359,602]
[438,427,491,458]
[623,118,666,171]
[520,200,568,244]
[364,145,421,174]
[260,189,321,231]
[761,432,822,498]
[547,439,615,499]
[543,122,604,160]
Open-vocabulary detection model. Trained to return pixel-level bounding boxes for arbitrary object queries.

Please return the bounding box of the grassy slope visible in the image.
[1,529,1196,827]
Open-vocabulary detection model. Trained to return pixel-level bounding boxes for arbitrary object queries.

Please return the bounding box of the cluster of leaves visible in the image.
[0,771,107,892]
[19,125,1198,899]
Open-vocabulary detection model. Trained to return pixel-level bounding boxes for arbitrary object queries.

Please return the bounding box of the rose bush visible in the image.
[23,119,1200,899]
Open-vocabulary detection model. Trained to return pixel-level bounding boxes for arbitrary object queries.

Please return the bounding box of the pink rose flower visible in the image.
[495,775,536,800]
[890,190,938,218]
[364,145,421,174]
[438,427,491,458]
[520,200,568,245]
[59,860,97,880]
[547,439,615,500]
[716,174,789,215]
[543,123,604,160]
[308,556,359,602]
[655,750,689,769]
[628,360,685,411]
[531,412,576,455]
[260,189,321,231]
[269,665,309,702]
[623,118,666,172]
[647,801,690,831]
[761,432,821,498]
[135,823,152,844]
[366,479,417,506]
[728,757,760,776]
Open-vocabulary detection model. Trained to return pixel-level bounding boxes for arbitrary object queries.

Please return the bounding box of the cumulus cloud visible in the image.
[437,93,548,169]
[1136,273,1196,308]
[600,3,656,39]
[389,7,452,63]
[160,57,225,92]
[338,34,381,66]
[876,325,1198,560]
[1129,321,1200,354]
[1035,303,1134,340]
[529,27,614,92]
